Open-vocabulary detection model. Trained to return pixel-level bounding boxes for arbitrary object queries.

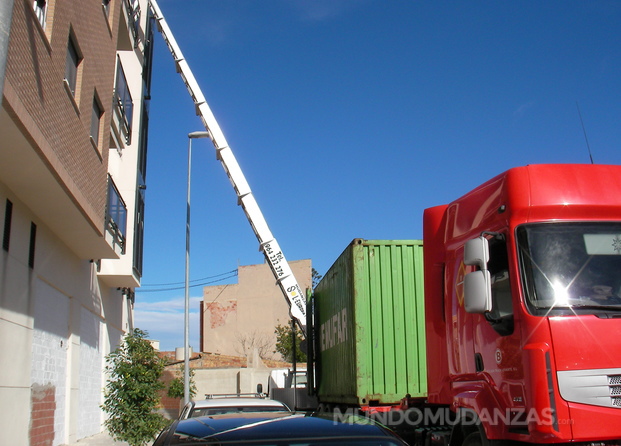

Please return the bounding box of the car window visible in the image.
[191,406,285,417]
[179,403,192,419]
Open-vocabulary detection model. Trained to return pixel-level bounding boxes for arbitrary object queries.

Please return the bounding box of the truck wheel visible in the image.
[462,431,489,446]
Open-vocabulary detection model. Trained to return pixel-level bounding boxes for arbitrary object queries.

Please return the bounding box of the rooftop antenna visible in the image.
[576,102,594,164]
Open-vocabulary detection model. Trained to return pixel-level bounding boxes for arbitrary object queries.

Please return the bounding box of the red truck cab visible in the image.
[423,164,621,444]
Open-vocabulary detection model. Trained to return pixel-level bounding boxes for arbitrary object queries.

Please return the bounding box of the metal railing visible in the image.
[106,176,127,254]
[124,0,141,45]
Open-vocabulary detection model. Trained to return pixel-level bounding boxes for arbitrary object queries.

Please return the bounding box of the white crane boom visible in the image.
[148,0,307,335]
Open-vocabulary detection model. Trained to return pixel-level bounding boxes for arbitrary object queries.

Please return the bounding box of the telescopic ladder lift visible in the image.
[148,0,307,336]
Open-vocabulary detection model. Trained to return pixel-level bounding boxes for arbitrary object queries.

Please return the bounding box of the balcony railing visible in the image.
[106,176,127,254]
[125,0,141,46]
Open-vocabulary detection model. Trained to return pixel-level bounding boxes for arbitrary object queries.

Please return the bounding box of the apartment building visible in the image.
[0,0,152,444]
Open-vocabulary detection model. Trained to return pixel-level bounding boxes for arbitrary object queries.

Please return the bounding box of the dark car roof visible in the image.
[154,412,407,445]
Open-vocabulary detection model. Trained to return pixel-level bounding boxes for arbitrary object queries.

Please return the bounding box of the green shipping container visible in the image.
[313,239,427,406]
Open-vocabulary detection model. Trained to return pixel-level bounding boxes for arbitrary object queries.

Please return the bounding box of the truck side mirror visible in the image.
[464,236,489,268]
[463,236,492,313]
[464,270,492,313]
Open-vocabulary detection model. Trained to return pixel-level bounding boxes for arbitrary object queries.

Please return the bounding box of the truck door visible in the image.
[472,234,526,426]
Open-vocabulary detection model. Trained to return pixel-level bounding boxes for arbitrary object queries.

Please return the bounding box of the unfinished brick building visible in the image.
[201,259,312,359]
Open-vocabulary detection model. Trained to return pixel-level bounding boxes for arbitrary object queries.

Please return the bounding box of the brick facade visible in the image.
[4,0,118,227]
[30,384,56,446]
[201,260,312,357]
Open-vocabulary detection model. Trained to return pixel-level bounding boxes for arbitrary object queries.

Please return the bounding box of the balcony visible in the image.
[117,0,141,51]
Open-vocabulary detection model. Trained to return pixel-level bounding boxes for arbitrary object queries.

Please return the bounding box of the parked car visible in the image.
[179,395,291,419]
[154,411,409,445]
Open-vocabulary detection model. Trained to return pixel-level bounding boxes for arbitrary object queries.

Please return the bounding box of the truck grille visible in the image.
[610,374,621,406]
[558,368,621,408]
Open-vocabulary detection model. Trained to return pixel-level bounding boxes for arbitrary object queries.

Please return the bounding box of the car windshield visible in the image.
[160,436,405,446]
[154,413,408,446]
[518,223,621,315]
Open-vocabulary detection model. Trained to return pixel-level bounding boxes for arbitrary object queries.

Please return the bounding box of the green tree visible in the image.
[274,322,306,362]
[273,269,320,362]
[312,268,322,289]
[167,365,197,400]
[101,328,168,446]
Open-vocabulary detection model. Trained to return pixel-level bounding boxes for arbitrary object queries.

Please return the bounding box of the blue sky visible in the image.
[135,0,621,351]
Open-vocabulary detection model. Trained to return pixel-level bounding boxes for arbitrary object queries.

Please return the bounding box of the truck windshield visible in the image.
[517,223,621,315]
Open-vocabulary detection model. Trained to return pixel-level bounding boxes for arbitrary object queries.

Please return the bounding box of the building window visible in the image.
[91,95,103,147]
[33,0,47,28]
[133,188,145,275]
[29,222,37,269]
[142,10,155,94]
[3,199,12,252]
[65,35,81,97]
[106,176,127,253]
[114,58,133,143]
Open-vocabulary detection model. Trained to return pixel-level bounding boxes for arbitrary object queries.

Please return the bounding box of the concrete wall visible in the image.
[160,366,278,419]
[201,259,312,358]
[158,350,296,418]
[0,186,128,445]
[195,367,272,397]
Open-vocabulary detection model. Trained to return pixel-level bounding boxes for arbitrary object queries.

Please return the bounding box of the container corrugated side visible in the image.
[314,239,427,406]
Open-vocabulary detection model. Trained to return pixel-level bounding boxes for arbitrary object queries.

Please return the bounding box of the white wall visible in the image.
[194,367,273,399]
[0,186,130,445]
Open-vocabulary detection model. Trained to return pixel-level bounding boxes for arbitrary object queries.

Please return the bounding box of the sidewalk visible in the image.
[64,431,129,446]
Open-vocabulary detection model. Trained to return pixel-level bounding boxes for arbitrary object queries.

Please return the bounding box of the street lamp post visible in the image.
[185,131,209,405]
